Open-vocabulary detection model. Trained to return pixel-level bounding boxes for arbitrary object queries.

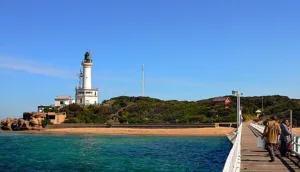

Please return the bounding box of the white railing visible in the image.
[223,123,242,172]
[250,122,300,157]
[291,134,300,156]
[250,123,264,133]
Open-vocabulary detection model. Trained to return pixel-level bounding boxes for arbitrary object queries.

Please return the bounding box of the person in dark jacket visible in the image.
[263,120,269,150]
[280,119,292,157]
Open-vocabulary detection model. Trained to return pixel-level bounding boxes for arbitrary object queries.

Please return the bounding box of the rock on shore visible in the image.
[0,113,44,131]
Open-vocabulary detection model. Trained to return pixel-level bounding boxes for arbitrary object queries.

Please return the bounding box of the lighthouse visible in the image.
[75,51,99,105]
[82,52,92,89]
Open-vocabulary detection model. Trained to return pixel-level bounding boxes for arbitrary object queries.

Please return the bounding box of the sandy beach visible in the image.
[291,128,300,135]
[39,127,235,136]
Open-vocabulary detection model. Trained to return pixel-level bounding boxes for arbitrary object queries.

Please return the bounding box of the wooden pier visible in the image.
[240,123,300,171]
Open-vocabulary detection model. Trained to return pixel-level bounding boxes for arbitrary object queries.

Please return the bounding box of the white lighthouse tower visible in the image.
[75,51,99,105]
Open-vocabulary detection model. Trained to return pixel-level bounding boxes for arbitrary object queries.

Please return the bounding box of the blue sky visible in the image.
[1,0,300,118]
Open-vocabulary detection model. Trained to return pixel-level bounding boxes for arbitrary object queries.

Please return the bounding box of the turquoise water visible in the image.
[0,131,231,172]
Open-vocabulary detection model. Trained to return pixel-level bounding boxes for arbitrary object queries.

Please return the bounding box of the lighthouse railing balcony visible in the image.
[76,88,98,90]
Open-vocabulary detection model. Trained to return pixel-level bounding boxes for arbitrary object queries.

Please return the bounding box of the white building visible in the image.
[54,95,74,107]
[75,51,99,105]
[37,105,53,112]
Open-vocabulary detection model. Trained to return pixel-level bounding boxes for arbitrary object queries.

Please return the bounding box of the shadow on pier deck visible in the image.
[241,123,300,171]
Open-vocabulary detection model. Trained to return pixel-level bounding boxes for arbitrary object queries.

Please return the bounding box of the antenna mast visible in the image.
[142,64,145,96]
[76,69,83,88]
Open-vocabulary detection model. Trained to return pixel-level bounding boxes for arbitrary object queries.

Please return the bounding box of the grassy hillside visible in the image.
[58,95,300,124]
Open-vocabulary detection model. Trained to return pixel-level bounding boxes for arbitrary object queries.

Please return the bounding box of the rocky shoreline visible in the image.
[0,113,44,131]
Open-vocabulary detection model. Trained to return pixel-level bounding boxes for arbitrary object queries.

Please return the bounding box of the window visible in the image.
[47,115,55,120]
[94,101,97,105]
[60,101,64,105]
[78,92,84,94]
[85,92,92,94]
[80,98,83,103]
[95,92,97,96]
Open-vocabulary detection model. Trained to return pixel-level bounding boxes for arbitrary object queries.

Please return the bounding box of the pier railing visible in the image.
[292,135,300,154]
[250,123,300,157]
[223,123,242,172]
[250,123,264,133]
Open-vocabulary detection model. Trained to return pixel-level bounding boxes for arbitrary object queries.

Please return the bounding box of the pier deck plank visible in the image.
[240,124,300,172]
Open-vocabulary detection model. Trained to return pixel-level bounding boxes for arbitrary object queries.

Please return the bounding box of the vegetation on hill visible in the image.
[56,95,300,124]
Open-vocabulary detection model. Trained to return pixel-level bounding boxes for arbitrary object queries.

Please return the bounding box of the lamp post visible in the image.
[262,96,264,111]
[232,90,243,127]
[261,96,264,117]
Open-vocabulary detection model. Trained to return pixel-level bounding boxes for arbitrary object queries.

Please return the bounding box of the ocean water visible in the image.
[0,131,231,172]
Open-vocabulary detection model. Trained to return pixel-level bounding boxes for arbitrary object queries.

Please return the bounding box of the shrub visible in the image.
[54,95,300,124]
[42,120,53,128]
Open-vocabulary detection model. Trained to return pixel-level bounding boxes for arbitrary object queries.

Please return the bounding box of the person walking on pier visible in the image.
[280,119,292,157]
[262,120,269,150]
[263,115,281,162]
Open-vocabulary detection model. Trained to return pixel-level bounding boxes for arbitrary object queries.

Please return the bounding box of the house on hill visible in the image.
[37,105,53,112]
[54,95,74,108]
[213,97,231,109]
